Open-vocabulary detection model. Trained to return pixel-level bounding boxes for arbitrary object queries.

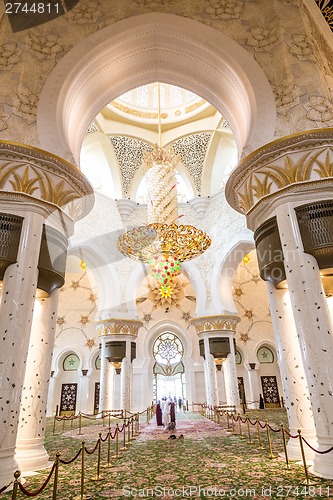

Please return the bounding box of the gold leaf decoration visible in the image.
[311,149,333,178]
[8,166,39,195]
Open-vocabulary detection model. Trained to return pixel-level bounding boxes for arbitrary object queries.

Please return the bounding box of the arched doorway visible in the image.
[152,332,185,404]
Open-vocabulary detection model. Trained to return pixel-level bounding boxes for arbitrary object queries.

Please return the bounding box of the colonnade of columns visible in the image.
[226,128,333,478]
[0,141,93,488]
[97,319,143,412]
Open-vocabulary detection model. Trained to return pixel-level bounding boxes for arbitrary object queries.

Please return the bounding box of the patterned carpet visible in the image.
[2,410,333,499]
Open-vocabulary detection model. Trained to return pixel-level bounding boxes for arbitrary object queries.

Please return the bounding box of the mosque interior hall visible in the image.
[1,0,333,495]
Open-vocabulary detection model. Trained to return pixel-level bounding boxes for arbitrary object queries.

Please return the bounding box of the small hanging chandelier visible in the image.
[117,83,211,285]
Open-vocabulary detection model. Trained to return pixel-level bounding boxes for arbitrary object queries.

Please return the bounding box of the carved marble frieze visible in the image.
[0,141,94,220]
[191,314,240,334]
[225,129,333,215]
[97,318,143,336]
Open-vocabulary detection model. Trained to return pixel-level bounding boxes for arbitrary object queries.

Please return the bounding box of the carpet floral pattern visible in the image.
[2,411,333,499]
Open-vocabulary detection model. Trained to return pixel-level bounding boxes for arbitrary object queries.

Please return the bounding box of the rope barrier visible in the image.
[59,448,82,465]
[301,437,333,454]
[0,480,12,494]
[17,463,56,497]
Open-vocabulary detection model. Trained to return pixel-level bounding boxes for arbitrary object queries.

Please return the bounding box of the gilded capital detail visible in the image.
[226,129,333,215]
[97,318,143,336]
[0,141,94,220]
[191,314,240,334]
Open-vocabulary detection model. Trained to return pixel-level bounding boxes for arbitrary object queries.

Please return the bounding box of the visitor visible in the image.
[259,394,265,409]
[156,400,163,426]
[163,399,171,428]
[170,399,176,425]
[178,397,182,410]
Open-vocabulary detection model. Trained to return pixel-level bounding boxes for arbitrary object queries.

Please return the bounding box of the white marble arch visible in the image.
[141,319,197,404]
[67,246,122,317]
[37,12,276,165]
[211,233,255,314]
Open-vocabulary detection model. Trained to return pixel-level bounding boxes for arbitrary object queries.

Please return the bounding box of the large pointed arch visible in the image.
[38,12,276,165]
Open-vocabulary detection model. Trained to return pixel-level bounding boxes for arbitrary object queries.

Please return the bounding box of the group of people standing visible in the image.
[155,396,182,428]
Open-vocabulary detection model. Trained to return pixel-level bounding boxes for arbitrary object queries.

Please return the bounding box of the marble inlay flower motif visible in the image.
[204,0,244,20]
[239,332,250,342]
[287,34,315,62]
[57,316,65,325]
[0,105,10,131]
[246,25,279,51]
[67,0,103,24]
[86,338,95,348]
[80,315,89,325]
[244,309,254,318]
[0,42,21,70]
[26,31,63,60]
[272,81,303,111]
[12,87,39,124]
[305,96,333,125]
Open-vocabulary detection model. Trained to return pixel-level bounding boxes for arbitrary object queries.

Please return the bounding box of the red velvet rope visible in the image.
[0,481,12,494]
[59,447,82,465]
[283,429,298,439]
[258,420,266,429]
[240,416,248,424]
[267,423,281,433]
[85,439,100,455]
[248,418,258,426]
[100,432,109,443]
[302,437,333,454]
[18,462,56,497]
[118,424,125,433]
[111,429,117,440]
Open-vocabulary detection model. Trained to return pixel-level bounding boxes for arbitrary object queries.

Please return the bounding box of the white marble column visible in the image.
[203,337,219,407]
[276,203,333,478]
[77,371,90,415]
[98,336,114,412]
[266,281,317,460]
[0,212,44,488]
[120,358,131,411]
[15,289,60,472]
[120,340,131,411]
[245,364,260,410]
[225,335,241,410]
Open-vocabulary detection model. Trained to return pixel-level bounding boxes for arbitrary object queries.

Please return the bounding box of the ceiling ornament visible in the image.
[171,132,212,194]
[117,83,211,285]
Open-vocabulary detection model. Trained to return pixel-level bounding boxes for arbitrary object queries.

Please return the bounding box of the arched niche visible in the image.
[37,12,276,165]
[212,235,255,313]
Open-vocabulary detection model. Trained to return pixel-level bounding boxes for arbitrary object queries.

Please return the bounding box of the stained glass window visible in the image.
[257,346,274,364]
[63,353,80,371]
[153,332,183,366]
[235,350,242,364]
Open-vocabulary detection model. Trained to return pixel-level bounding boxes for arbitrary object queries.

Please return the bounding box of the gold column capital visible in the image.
[191,314,240,334]
[0,141,94,221]
[97,318,143,337]
[225,128,333,222]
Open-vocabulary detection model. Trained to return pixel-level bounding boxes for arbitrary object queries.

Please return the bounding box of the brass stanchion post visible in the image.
[91,434,103,481]
[11,471,20,500]
[247,418,254,444]
[78,413,83,436]
[62,417,65,432]
[257,420,264,450]
[114,424,121,459]
[108,411,111,429]
[71,415,73,429]
[226,412,232,432]
[120,421,127,451]
[297,430,316,485]
[102,428,112,468]
[52,452,60,500]
[146,408,149,424]
[281,424,289,469]
[131,416,135,440]
[238,414,245,439]
[74,441,91,500]
[231,414,237,435]
[53,415,56,435]
[266,420,278,459]
[127,418,131,446]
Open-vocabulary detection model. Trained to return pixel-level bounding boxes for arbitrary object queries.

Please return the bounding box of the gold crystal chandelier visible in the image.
[117,83,211,285]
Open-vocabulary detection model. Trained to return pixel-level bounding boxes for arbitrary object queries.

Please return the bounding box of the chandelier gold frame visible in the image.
[117,222,211,263]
